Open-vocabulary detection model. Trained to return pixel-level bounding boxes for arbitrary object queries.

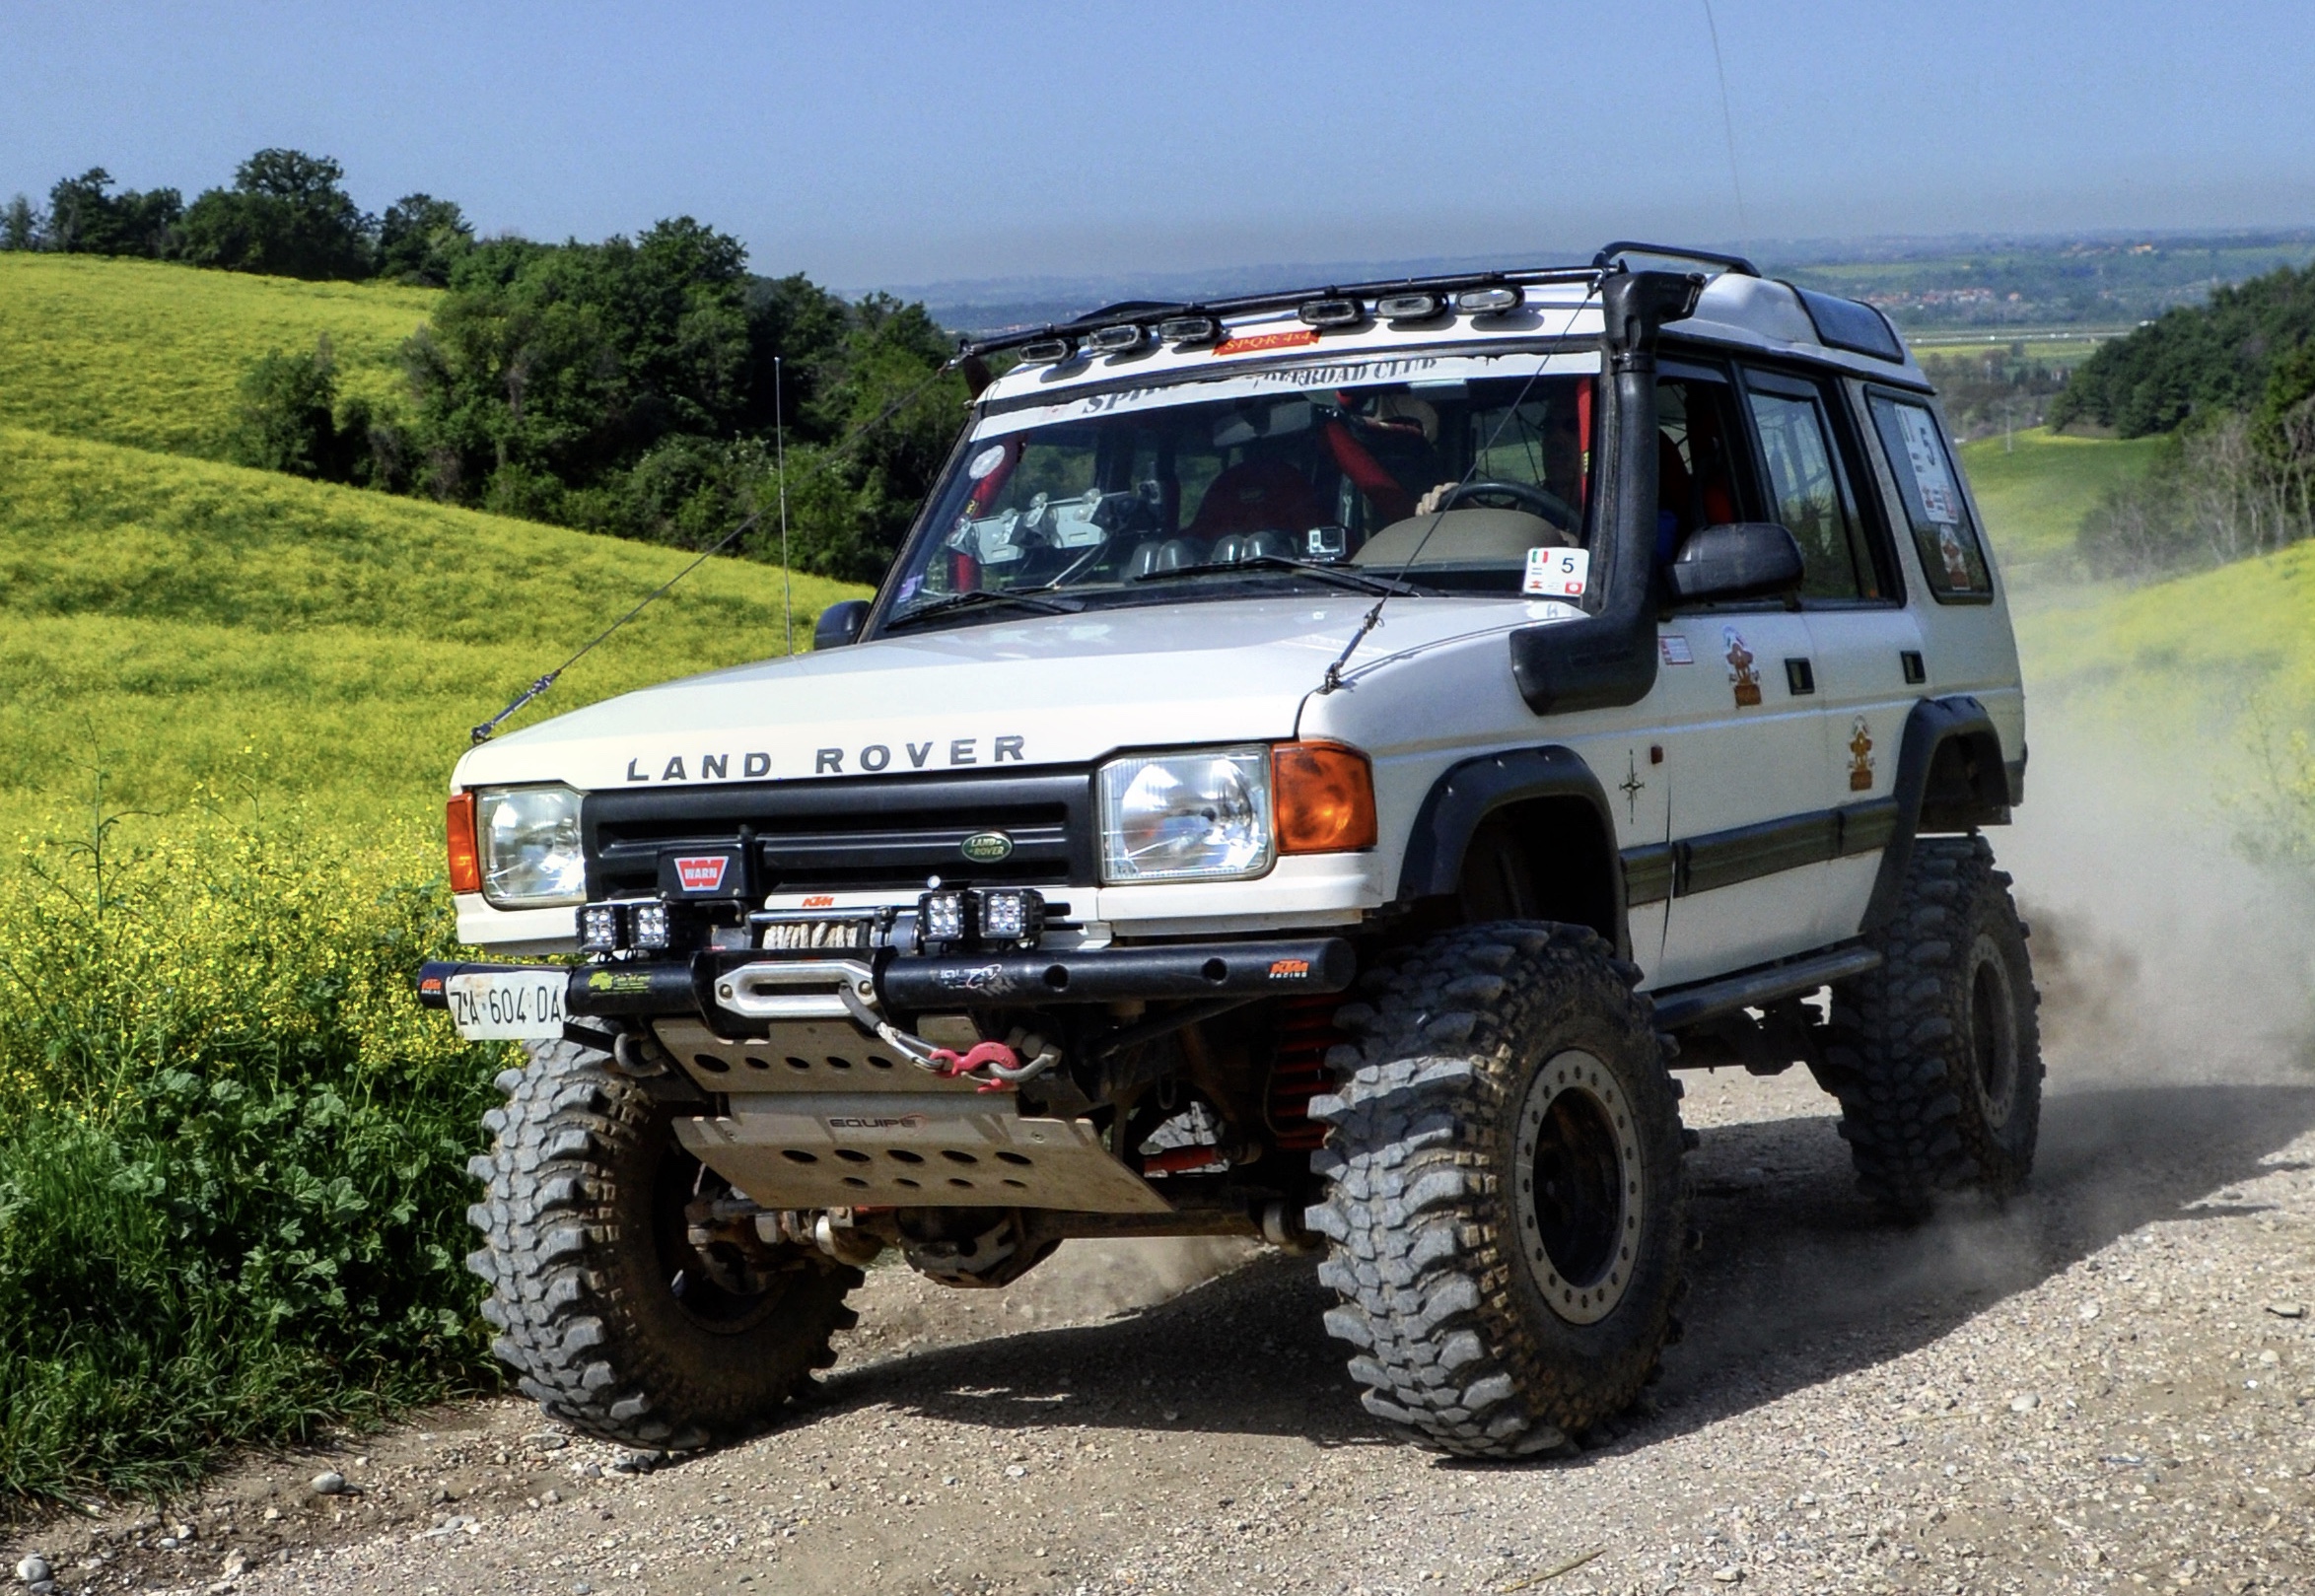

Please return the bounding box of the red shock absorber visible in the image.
[1266,993,1345,1152]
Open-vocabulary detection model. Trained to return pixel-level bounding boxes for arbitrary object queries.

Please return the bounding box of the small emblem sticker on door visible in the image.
[960,830,1015,864]
[1849,718,1876,792]
[1723,627,1763,707]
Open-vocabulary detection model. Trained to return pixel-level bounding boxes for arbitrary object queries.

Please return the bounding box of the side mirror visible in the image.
[812,598,870,651]
[1665,522,1805,604]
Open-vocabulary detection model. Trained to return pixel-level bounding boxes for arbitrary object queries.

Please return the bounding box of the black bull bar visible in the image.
[415,937,1358,1021]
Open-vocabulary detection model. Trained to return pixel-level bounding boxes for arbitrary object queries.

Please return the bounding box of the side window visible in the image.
[1655,375,1754,566]
[1866,392,1994,600]
[1741,373,1877,601]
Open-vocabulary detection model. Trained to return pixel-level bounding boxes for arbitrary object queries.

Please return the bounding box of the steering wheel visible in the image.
[1441,478,1579,532]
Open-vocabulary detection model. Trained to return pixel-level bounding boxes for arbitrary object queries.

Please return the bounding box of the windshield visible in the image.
[880,360,1597,630]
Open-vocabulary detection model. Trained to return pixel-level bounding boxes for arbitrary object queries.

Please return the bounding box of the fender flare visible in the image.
[1861,694,2016,932]
[1395,746,1630,958]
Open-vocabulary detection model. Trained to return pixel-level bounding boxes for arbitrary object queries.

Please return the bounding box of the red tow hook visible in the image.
[929,1040,1022,1093]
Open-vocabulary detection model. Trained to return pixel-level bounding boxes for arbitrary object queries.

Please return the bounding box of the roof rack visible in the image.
[1590,240,1760,277]
[953,243,1762,360]
[958,263,1603,358]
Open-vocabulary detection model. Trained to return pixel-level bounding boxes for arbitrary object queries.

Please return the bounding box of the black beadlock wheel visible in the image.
[1822,835,2043,1220]
[1305,923,1690,1458]
[464,1040,862,1449]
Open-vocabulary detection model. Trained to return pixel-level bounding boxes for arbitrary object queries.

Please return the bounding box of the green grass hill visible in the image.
[0,253,440,460]
[0,426,859,835]
[0,254,867,834]
[1961,426,2167,570]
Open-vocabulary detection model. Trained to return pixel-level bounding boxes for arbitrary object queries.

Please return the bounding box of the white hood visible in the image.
[452,595,1566,794]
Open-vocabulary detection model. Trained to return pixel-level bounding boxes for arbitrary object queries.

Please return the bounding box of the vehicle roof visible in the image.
[973,253,1929,410]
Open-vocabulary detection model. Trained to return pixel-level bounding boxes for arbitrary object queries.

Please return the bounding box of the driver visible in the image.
[1411,406,1584,530]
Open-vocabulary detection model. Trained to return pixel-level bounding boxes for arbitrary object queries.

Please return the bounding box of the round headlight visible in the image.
[1098,747,1273,883]
[476,785,587,907]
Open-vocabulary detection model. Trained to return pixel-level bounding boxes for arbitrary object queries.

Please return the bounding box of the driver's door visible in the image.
[1646,367,1833,985]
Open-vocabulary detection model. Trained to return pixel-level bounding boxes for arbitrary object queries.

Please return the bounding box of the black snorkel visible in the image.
[1507,268,1705,715]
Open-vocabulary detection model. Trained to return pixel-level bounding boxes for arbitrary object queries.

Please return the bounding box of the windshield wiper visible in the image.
[884,589,1087,628]
[1131,555,1426,596]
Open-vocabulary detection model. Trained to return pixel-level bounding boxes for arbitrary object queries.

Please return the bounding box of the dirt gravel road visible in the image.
[12,734,2315,1596]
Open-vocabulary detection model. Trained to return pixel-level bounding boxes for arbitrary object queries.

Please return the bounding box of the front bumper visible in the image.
[416,935,1358,1026]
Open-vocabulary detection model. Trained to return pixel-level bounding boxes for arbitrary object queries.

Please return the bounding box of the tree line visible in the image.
[2054,262,2315,580]
[4,150,472,285]
[5,150,969,581]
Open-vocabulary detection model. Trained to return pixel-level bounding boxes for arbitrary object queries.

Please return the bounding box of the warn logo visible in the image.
[673,856,730,893]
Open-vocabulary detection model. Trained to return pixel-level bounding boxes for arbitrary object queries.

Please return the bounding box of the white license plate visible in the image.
[446,969,569,1040]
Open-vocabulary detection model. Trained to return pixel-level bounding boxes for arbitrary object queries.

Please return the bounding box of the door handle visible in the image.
[1783,658,1816,695]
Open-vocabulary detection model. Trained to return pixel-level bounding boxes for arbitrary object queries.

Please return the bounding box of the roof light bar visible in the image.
[1087,322,1150,354]
[1297,297,1366,328]
[1375,292,1446,321]
[1157,314,1221,345]
[1455,285,1524,314]
[1016,337,1075,365]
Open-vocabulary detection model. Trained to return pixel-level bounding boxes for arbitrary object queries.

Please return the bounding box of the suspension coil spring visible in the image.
[1266,993,1345,1151]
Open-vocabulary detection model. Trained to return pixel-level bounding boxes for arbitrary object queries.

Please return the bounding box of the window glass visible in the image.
[1745,387,1869,600]
[891,372,1595,621]
[1866,394,1994,599]
[1654,377,1751,565]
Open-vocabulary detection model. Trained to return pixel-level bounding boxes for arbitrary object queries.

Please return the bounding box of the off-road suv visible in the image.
[424,244,2038,1459]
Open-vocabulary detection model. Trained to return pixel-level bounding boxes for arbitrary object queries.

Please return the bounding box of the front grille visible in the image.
[584,770,1097,898]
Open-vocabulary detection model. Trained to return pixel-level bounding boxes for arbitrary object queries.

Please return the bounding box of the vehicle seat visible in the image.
[1210,529,1297,564]
[1125,537,1203,578]
[1187,459,1328,540]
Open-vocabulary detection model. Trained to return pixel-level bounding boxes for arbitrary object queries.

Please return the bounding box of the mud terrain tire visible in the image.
[1305,923,1690,1457]
[1825,836,2042,1220]
[466,1039,862,1448]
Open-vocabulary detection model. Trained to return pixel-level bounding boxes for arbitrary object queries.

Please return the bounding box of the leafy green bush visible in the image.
[0,810,506,1503]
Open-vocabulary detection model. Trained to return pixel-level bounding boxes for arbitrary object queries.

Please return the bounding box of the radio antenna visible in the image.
[776,355,794,655]
[467,355,959,744]
[1700,0,1751,246]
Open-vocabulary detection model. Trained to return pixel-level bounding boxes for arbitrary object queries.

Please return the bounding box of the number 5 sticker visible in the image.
[1523,545,1589,598]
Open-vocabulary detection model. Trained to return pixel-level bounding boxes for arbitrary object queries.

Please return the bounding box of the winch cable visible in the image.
[835,984,1059,1092]
[467,357,962,745]
[1316,279,1604,694]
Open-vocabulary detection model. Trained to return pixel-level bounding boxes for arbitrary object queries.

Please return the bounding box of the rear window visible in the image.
[1793,288,1906,363]
[1866,394,1993,600]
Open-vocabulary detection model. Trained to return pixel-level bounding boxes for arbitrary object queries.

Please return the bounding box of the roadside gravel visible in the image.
[12,1052,2313,1596]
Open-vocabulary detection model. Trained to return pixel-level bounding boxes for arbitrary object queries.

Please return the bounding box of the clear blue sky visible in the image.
[5,1,2312,290]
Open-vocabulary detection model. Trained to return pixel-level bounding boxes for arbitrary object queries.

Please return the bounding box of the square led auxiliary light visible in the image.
[578,903,622,953]
[918,889,970,947]
[979,888,1046,946]
[629,901,672,951]
[1016,337,1074,365]
[1157,315,1221,345]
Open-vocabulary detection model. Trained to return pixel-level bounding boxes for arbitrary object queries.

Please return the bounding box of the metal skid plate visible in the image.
[674,1091,1173,1214]
[653,1017,981,1096]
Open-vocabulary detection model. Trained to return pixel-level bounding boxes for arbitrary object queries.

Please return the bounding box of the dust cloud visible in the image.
[2004,709,2315,1087]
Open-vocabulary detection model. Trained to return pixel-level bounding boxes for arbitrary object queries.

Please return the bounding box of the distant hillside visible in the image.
[0,253,437,458]
[2051,259,2315,436]
[0,427,866,830]
[1960,428,2166,568]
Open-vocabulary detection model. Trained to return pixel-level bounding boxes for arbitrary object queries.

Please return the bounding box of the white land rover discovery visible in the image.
[427,244,2037,1459]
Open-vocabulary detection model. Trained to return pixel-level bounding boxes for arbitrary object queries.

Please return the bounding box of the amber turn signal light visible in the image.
[446,791,482,894]
[1274,742,1377,855]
